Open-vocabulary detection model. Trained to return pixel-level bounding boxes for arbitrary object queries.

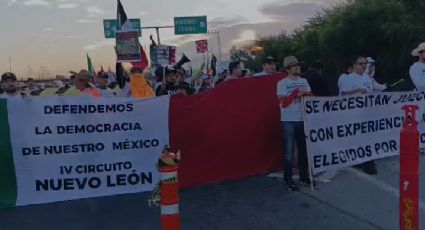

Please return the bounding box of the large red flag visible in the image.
[170,73,286,187]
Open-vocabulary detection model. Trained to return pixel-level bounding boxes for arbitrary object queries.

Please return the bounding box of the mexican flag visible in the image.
[0,100,16,208]
[0,74,285,207]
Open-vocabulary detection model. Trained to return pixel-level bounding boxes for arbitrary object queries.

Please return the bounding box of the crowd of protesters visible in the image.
[3,42,425,192]
[0,55,338,99]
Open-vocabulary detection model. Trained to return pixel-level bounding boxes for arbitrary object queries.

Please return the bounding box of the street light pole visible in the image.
[208,30,222,62]
[217,31,222,62]
[156,28,160,45]
[141,26,174,45]
[9,56,12,72]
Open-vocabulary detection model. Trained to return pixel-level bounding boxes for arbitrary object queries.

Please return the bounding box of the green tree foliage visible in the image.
[246,0,425,93]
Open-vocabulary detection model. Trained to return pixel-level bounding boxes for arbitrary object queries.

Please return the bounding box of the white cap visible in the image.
[366,57,376,64]
[411,42,425,56]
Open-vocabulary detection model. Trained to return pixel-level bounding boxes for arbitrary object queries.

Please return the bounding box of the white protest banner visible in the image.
[116,30,141,62]
[0,96,170,207]
[303,91,425,174]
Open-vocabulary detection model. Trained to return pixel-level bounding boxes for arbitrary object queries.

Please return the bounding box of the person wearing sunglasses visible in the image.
[338,56,377,175]
[338,56,373,96]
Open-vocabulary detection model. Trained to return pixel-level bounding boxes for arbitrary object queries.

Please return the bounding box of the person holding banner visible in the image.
[409,42,425,91]
[365,57,388,92]
[95,72,117,97]
[338,56,377,175]
[335,63,354,96]
[277,56,314,191]
[75,70,101,98]
[0,72,26,98]
[338,56,372,96]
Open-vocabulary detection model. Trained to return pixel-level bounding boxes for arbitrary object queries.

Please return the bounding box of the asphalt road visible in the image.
[0,155,424,230]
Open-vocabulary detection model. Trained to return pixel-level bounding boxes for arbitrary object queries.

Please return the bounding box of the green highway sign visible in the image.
[174,16,207,35]
[103,19,141,39]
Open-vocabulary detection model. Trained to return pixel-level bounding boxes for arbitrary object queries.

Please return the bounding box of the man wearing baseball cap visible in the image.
[277,56,314,191]
[409,42,425,91]
[365,57,388,92]
[0,72,22,98]
[253,56,278,77]
[155,66,179,96]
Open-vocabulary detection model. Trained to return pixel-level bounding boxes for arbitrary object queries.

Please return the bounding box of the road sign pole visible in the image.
[217,31,222,62]
[156,28,161,45]
[140,26,174,45]
[208,30,222,62]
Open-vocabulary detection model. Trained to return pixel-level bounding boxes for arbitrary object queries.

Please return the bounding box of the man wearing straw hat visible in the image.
[277,56,313,191]
[409,42,425,91]
[75,70,100,97]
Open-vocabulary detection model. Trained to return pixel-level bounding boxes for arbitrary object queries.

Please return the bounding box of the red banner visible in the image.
[170,74,285,188]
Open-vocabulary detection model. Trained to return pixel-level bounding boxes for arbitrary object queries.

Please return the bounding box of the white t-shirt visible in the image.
[253,71,266,77]
[337,73,349,95]
[409,62,425,91]
[338,72,372,95]
[277,77,311,122]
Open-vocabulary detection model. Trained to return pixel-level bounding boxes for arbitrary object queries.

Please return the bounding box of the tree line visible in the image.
[231,0,425,94]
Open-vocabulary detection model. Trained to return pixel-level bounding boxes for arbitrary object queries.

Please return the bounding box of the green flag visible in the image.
[87,54,95,75]
[0,100,17,208]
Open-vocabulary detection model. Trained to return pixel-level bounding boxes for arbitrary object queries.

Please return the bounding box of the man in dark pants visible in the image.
[338,56,377,175]
[277,56,314,191]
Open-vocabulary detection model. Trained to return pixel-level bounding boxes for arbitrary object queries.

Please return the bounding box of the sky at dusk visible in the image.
[0,0,341,78]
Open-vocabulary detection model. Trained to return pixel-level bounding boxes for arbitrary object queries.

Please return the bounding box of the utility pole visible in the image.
[27,65,33,78]
[208,30,222,62]
[8,56,12,72]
